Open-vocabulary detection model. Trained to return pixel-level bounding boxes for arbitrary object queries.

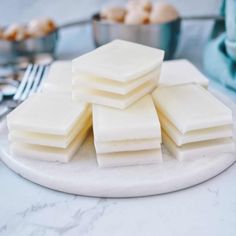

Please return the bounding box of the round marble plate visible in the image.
[0,88,235,198]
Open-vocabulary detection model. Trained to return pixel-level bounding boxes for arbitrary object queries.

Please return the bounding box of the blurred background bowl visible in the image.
[92,13,181,60]
[0,31,58,63]
[12,32,58,56]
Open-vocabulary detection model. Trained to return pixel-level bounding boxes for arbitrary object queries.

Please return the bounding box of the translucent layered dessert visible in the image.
[93,95,162,167]
[7,94,91,162]
[72,40,164,109]
[152,84,234,160]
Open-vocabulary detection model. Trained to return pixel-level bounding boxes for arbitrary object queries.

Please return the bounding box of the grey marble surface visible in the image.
[1,1,236,236]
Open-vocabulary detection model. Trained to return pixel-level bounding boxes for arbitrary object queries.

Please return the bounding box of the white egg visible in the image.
[150,2,179,24]
[126,0,152,12]
[125,10,149,24]
[3,24,26,41]
[100,6,126,22]
[27,18,56,38]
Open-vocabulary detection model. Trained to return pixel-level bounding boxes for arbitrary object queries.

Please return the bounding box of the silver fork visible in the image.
[0,64,49,120]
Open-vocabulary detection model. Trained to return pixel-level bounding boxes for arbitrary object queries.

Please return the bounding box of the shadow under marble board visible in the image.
[0,88,235,198]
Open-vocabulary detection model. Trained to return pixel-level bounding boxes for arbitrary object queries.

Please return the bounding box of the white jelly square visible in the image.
[93,95,161,142]
[7,94,90,135]
[152,84,232,133]
[159,59,208,88]
[72,39,164,82]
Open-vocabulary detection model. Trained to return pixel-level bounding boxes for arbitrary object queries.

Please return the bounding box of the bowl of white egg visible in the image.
[92,0,181,59]
[0,18,57,63]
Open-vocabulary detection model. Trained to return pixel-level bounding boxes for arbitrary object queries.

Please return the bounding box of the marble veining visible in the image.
[0,198,118,236]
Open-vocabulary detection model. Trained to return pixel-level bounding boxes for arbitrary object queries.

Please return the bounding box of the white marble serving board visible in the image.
[0,88,235,198]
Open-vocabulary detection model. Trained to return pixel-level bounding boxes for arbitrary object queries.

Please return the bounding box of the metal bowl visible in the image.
[0,31,58,63]
[13,32,58,56]
[92,14,181,60]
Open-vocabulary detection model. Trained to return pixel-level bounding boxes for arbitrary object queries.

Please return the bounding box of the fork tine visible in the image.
[29,65,46,96]
[36,66,49,93]
[13,64,33,101]
[19,65,39,101]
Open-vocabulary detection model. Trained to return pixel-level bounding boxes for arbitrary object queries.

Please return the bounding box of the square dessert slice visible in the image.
[159,59,209,88]
[72,39,164,82]
[7,94,92,162]
[162,131,235,161]
[7,93,90,135]
[93,95,161,143]
[93,95,162,167]
[97,149,162,168]
[72,40,164,109]
[152,84,232,133]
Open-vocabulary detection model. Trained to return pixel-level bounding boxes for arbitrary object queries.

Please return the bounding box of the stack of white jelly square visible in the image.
[7,94,91,162]
[72,39,164,109]
[152,84,235,161]
[93,95,162,167]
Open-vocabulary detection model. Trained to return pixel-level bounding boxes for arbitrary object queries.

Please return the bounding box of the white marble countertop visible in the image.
[1,0,236,235]
[1,158,236,236]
